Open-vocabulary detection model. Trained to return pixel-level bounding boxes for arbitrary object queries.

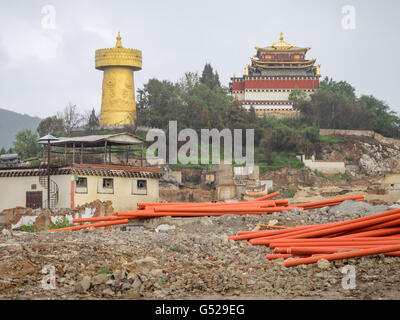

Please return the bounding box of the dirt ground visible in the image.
[1,200,400,300]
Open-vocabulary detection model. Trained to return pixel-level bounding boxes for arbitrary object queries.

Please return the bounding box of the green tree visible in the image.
[0,147,6,155]
[359,95,400,138]
[200,63,220,89]
[289,88,308,106]
[37,116,64,137]
[136,79,183,129]
[13,129,41,159]
[319,76,356,99]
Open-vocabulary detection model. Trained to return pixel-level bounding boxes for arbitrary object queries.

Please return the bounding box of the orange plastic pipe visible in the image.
[139,200,284,209]
[91,219,129,228]
[265,253,311,260]
[73,216,132,223]
[269,241,400,248]
[272,246,376,254]
[336,227,400,238]
[249,209,400,244]
[49,224,90,232]
[384,251,400,256]
[284,244,400,267]
[294,198,365,209]
[266,236,400,242]
[251,191,280,202]
[121,207,293,217]
[277,212,400,240]
[293,195,364,208]
[49,219,129,232]
[152,206,292,213]
[254,237,400,246]
[227,225,310,241]
[287,246,377,255]
[340,218,400,235]
[266,253,294,260]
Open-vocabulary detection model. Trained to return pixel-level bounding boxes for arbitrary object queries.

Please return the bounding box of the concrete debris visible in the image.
[155,224,176,233]
[317,259,331,270]
[268,219,279,226]
[1,229,11,237]
[92,273,109,285]
[76,276,91,293]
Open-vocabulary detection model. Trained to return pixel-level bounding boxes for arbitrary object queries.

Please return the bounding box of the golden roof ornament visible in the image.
[271,32,294,50]
[255,32,311,52]
[115,31,123,48]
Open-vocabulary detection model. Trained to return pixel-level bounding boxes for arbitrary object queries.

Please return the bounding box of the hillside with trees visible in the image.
[0,108,42,150]
[4,64,400,173]
[136,66,400,171]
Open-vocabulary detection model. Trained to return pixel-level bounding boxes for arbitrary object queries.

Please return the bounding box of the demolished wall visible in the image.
[0,199,114,230]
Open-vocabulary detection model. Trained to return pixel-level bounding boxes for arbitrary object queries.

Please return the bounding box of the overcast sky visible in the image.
[0,0,399,119]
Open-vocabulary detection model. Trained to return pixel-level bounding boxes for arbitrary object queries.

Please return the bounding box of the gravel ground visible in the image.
[0,201,400,300]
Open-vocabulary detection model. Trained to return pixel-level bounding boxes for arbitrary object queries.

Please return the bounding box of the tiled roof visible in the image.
[0,164,163,179]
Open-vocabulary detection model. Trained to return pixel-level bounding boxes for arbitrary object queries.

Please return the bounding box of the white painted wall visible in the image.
[0,175,71,211]
[74,175,159,212]
[242,90,314,101]
[10,207,96,230]
[244,91,290,101]
[0,173,160,213]
[303,160,345,174]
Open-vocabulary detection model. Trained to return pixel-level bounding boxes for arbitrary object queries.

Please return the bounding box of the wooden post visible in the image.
[72,143,75,164]
[80,144,83,164]
[140,143,143,167]
[104,141,107,164]
[64,144,67,165]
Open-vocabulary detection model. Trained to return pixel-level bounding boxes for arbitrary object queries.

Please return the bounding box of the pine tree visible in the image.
[87,108,100,133]
[200,63,220,89]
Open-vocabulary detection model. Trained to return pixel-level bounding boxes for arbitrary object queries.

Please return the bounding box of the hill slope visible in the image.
[0,108,42,149]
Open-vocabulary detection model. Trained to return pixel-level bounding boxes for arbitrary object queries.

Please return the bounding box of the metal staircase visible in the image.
[38,174,59,209]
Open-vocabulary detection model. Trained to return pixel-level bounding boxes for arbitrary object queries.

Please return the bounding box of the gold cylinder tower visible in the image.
[95,32,142,127]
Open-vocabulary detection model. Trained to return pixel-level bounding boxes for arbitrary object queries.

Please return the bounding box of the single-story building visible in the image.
[0,153,20,164]
[0,163,163,212]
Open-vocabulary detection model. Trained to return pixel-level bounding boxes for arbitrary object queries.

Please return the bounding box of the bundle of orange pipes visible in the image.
[228,202,400,267]
[48,192,365,233]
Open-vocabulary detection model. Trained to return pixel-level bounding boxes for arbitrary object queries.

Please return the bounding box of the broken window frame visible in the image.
[132,179,147,195]
[98,177,114,194]
[75,177,88,194]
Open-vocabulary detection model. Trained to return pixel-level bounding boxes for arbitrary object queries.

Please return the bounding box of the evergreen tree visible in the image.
[200,63,220,89]
[87,108,100,133]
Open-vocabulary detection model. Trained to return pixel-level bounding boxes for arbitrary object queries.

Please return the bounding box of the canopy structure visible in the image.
[48,132,146,166]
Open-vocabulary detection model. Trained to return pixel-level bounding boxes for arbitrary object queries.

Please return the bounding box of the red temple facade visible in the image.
[230,33,321,118]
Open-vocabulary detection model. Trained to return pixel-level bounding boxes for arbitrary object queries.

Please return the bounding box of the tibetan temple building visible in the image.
[230,33,321,118]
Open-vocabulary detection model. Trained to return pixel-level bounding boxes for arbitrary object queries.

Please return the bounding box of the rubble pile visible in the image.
[1,198,400,300]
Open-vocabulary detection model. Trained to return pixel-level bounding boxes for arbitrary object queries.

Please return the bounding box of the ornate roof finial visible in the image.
[280,32,284,41]
[115,31,123,48]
